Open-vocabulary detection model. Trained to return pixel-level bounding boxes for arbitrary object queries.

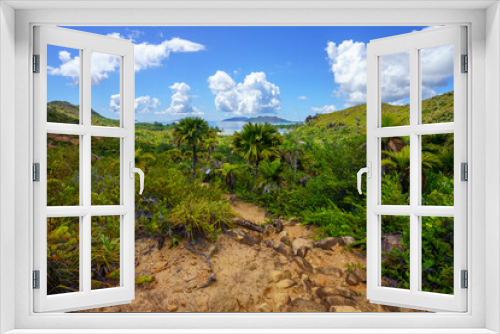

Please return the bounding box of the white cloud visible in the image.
[207,71,281,115]
[134,38,205,71]
[298,95,308,100]
[326,39,453,107]
[156,82,202,115]
[311,105,336,114]
[48,36,205,85]
[48,51,120,86]
[110,94,161,114]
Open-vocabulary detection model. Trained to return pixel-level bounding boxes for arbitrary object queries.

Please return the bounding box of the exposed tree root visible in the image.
[184,243,217,288]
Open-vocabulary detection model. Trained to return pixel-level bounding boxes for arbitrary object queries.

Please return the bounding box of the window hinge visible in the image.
[33,163,40,182]
[33,54,40,73]
[461,270,468,289]
[461,162,468,181]
[33,270,40,289]
[461,54,468,73]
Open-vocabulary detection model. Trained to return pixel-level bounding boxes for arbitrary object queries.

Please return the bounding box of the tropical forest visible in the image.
[47,90,455,312]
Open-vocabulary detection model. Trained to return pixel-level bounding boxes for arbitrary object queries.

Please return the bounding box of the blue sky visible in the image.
[47,26,454,123]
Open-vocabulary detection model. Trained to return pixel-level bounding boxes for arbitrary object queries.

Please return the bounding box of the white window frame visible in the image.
[366,26,467,312]
[33,26,136,313]
[1,1,499,333]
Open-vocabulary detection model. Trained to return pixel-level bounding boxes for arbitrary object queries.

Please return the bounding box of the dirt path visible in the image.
[82,197,418,313]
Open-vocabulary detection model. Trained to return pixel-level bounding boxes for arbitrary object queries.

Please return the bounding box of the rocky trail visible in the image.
[83,197,418,313]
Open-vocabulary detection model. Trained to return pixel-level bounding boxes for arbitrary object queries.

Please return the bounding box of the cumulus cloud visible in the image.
[207,71,281,115]
[48,51,121,86]
[311,105,336,114]
[156,82,202,115]
[134,38,205,71]
[48,36,205,85]
[110,94,161,114]
[298,95,308,100]
[326,40,453,107]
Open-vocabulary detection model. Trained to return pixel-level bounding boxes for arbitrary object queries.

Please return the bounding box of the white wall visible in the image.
[485,2,500,333]
[0,2,16,333]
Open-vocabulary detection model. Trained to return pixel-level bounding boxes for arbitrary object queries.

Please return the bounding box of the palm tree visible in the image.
[173,117,210,175]
[257,159,286,193]
[217,163,240,191]
[231,122,283,169]
[381,146,440,193]
[134,148,156,172]
[204,131,217,170]
[281,134,301,182]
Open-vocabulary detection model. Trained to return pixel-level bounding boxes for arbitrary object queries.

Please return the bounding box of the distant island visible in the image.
[221,116,295,124]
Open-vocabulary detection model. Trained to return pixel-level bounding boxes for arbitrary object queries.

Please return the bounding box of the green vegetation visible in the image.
[46,92,455,295]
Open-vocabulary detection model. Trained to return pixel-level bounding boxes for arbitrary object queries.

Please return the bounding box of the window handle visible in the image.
[129,162,144,195]
[357,162,371,195]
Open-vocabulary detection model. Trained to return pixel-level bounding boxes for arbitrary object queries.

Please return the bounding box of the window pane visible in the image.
[91,216,121,290]
[91,137,120,205]
[380,52,410,127]
[421,134,454,206]
[381,215,410,290]
[47,134,80,206]
[381,136,410,205]
[47,217,80,295]
[421,216,454,294]
[47,45,81,124]
[421,45,454,124]
[91,52,121,127]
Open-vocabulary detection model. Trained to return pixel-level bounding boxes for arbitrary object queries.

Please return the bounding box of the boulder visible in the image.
[381,233,403,253]
[292,238,314,257]
[354,268,367,283]
[342,236,356,246]
[344,273,361,286]
[290,299,327,312]
[316,237,345,250]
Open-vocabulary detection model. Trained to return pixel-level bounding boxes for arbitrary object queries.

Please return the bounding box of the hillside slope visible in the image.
[48,101,120,127]
[295,91,453,139]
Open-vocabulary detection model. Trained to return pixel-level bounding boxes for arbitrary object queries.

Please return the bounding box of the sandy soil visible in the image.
[81,197,419,313]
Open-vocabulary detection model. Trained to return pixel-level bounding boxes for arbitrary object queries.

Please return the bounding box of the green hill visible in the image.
[294,91,454,139]
[47,101,120,127]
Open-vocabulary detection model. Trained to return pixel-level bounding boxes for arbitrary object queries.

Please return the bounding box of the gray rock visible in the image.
[316,237,345,250]
[290,299,327,312]
[226,229,260,246]
[345,273,361,286]
[342,236,356,245]
[292,238,314,258]
[231,218,264,233]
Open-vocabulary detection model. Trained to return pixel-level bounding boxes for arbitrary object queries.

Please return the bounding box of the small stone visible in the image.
[354,268,367,282]
[167,305,178,312]
[293,257,314,273]
[263,224,276,236]
[269,270,283,283]
[330,306,360,312]
[279,231,289,243]
[344,273,361,286]
[322,296,356,308]
[316,286,357,300]
[342,236,356,245]
[191,260,197,265]
[314,266,343,277]
[256,303,272,312]
[316,237,345,250]
[273,293,291,305]
[292,238,314,258]
[290,299,327,312]
[246,262,257,270]
[276,279,297,289]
